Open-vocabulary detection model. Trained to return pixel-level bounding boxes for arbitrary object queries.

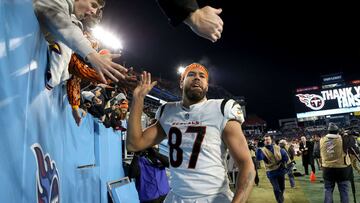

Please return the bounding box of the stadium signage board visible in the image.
[295,85,360,118]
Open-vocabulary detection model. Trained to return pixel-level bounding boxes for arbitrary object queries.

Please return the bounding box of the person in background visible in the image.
[129,146,170,203]
[249,141,259,186]
[257,135,289,203]
[279,139,295,188]
[320,123,359,203]
[299,136,316,175]
[313,134,322,170]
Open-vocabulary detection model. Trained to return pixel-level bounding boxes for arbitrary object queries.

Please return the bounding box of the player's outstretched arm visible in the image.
[127,71,166,152]
[223,121,255,203]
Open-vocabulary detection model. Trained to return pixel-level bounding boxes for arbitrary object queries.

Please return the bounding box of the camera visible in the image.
[288,160,296,166]
[351,130,360,137]
[342,125,360,137]
[341,129,360,138]
[257,138,265,148]
[248,142,256,151]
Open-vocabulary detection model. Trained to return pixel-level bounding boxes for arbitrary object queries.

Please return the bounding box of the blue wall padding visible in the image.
[0,1,141,202]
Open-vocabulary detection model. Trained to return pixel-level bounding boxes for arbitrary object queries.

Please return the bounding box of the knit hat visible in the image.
[328,122,339,134]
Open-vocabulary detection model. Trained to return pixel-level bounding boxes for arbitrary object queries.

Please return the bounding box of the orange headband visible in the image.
[181,63,209,80]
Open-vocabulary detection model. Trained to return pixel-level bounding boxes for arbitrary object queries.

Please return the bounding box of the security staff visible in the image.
[348,131,360,174]
[257,135,289,203]
[249,141,260,186]
[279,139,296,188]
[320,123,358,203]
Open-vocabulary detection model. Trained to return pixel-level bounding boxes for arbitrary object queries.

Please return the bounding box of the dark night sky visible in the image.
[102,1,360,128]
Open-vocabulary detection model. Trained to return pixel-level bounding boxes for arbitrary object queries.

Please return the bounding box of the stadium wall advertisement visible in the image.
[294,85,360,119]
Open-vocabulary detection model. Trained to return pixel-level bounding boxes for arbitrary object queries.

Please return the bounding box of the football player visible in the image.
[127,63,255,203]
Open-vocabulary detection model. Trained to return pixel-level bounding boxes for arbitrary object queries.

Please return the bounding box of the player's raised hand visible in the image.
[133,71,157,99]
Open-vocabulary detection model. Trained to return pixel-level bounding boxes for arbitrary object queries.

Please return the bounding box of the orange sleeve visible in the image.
[67,75,81,108]
[68,53,108,83]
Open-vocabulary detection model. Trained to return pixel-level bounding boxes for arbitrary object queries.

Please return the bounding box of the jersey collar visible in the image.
[180,98,207,112]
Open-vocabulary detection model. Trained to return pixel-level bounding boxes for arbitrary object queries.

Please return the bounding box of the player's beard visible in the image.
[184,85,207,103]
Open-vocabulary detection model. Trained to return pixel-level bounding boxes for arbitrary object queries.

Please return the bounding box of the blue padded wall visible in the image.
[0,1,128,202]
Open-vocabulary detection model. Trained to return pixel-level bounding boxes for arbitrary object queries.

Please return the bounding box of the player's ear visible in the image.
[179,79,184,90]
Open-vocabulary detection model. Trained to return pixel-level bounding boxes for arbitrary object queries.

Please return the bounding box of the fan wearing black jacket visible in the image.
[299,136,316,175]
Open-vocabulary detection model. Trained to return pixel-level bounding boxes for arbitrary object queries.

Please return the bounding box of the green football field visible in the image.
[232,157,360,203]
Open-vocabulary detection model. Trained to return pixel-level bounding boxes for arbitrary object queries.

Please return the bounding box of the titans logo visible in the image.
[31,143,60,203]
[296,94,325,110]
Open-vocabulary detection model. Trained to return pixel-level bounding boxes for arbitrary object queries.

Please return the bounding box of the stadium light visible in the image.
[91,25,123,51]
[177,66,185,75]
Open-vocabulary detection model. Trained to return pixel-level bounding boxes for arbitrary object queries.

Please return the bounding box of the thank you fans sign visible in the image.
[295,85,360,118]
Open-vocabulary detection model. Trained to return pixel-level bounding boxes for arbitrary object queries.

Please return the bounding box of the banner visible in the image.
[294,85,360,118]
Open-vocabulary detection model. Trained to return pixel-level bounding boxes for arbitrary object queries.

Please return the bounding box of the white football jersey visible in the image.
[155,98,244,198]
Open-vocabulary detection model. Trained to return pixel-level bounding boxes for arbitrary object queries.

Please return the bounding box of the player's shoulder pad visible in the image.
[155,103,167,120]
[155,101,179,120]
[221,99,244,124]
